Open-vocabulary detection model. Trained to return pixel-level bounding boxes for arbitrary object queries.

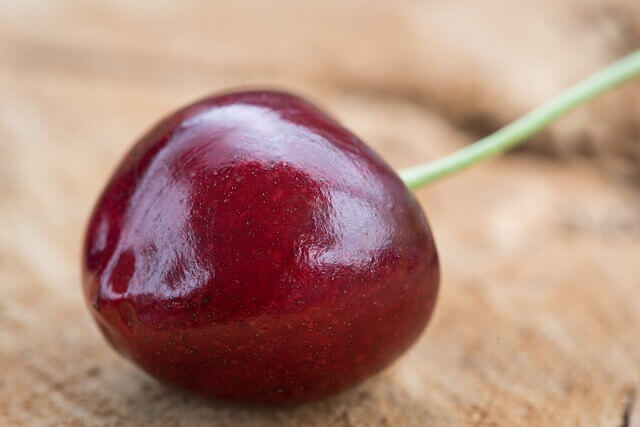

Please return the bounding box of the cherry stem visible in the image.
[399,50,640,190]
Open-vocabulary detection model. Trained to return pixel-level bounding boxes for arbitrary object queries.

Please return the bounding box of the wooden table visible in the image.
[1,1,640,425]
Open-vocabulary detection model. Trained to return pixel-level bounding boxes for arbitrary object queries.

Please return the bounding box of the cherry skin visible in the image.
[83,90,440,404]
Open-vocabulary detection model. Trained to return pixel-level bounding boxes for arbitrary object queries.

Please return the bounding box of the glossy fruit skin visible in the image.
[83,90,440,404]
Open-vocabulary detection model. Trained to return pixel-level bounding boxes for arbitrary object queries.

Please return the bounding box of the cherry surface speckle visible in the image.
[83,90,440,404]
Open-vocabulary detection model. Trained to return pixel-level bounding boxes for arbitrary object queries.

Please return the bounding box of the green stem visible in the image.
[399,50,640,190]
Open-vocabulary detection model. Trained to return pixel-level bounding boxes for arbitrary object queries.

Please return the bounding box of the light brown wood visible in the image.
[1,1,640,425]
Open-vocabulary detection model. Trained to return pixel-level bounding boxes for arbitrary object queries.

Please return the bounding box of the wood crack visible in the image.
[621,388,636,427]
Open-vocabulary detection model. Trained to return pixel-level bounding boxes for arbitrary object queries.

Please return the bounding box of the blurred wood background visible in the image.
[1,1,640,425]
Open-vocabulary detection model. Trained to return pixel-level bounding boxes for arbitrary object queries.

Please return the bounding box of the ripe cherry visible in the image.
[83,90,440,403]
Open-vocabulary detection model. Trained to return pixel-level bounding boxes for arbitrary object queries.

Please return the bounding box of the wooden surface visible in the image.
[2,1,640,425]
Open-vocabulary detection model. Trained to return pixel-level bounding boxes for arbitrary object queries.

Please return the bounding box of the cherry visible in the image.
[83,90,440,404]
[83,50,640,404]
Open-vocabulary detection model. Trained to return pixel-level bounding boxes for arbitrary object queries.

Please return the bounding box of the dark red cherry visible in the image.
[82,90,440,404]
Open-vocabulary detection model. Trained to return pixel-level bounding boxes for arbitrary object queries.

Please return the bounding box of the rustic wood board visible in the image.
[1,1,640,425]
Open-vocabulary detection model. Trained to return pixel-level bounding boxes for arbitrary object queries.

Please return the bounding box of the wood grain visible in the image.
[1,1,640,425]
